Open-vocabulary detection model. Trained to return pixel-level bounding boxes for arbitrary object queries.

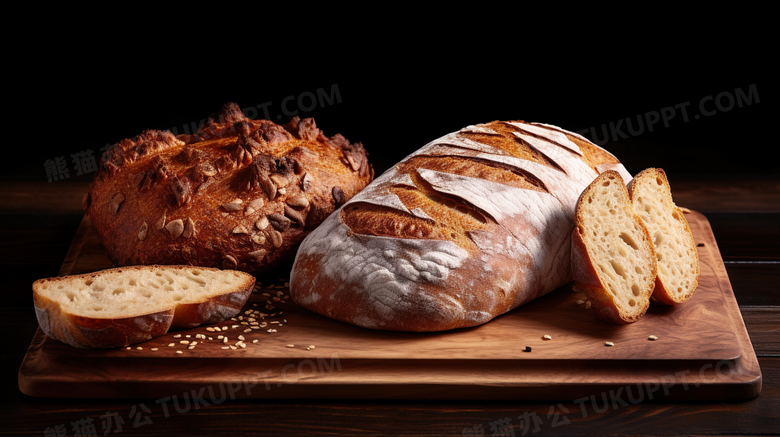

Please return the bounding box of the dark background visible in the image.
[6,29,775,184]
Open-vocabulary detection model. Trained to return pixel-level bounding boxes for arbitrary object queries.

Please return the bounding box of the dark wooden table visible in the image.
[2,175,778,436]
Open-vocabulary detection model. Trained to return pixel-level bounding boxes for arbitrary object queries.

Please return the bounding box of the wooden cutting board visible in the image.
[18,210,762,400]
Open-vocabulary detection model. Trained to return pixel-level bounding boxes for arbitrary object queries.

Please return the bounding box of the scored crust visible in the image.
[85,103,373,273]
[291,120,633,331]
[628,168,700,305]
[571,171,657,324]
[33,265,254,348]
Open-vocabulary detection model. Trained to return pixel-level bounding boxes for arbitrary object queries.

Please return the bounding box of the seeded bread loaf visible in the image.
[85,103,373,273]
[290,120,633,331]
[628,168,700,305]
[571,171,657,324]
[33,265,254,348]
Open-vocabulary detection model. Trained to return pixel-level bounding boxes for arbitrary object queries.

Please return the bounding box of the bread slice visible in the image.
[628,168,700,304]
[571,171,657,324]
[33,265,255,349]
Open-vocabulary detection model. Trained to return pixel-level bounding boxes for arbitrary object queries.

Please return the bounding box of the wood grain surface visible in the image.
[3,179,779,436]
[17,209,761,401]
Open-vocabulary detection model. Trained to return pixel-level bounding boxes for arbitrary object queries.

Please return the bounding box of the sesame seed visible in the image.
[232,325,239,329]
[239,343,247,349]
[252,339,259,344]
[284,282,289,287]
[230,346,237,350]
[223,337,228,344]
[217,335,224,339]
[253,303,258,307]
[576,299,584,305]
[191,341,197,346]
[180,340,190,345]
[243,329,251,333]
[126,347,131,350]
[238,335,245,341]
[605,341,614,347]
[222,326,228,330]
[188,346,195,350]
[648,335,658,341]
[151,348,158,351]
[208,337,213,341]
[213,327,221,332]
[542,335,552,340]
[176,351,183,354]
[168,343,175,347]
[308,345,315,349]
[287,344,295,348]
[221,346,230,350]
[185,335,191,338]
[173,334,181,338]
[270,321,279,324]
[263,293,270,296]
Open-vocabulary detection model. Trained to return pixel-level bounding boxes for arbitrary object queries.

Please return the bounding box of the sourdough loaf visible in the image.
[290,120,633,331]
[571,171,657,324]
[85,103,373,273]
[33,265,254,348]
[628,168,700,304]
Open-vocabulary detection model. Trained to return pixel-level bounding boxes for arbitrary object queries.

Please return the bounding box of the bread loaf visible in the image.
[570,171,657,324]
[628,168,699,304]
[33,265,254,348]
[85,103,373,273]
[290,120,633,331]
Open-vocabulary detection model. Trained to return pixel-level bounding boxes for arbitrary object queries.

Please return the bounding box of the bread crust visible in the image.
[290,121,633,331]
[627,168,700,305]
[85,104,372,273]
[33,265,254,348]
[570,171,657,324]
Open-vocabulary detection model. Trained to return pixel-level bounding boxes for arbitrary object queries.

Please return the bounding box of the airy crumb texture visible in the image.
[629,168,700,304]
[34,266,251,318]
[572,171,657,324]
[33,265,255,348]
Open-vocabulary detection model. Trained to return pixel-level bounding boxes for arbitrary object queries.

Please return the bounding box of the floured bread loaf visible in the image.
[290,120,633,331]
[571,171,657,323]
[628,168,699,304]
[33,265,254,348]
[85,103,372,273]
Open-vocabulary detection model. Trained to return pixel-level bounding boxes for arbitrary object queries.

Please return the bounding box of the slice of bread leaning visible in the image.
[572,171,657,324]
[628,168,700,305]
[33,265,255,349]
